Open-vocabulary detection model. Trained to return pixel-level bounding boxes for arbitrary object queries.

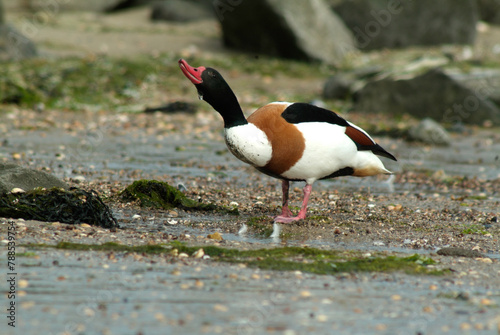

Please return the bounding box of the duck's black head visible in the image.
[178,59,247,128]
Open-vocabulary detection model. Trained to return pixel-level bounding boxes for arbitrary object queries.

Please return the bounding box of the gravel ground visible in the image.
[1,108,499,335]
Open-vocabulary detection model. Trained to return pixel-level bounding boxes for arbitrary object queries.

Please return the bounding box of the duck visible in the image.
[178,59,397,223]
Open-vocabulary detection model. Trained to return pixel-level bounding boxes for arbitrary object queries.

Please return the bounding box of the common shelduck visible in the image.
[179,59,397,223]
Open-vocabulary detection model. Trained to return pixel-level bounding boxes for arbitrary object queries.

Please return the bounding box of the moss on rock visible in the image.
[120,180,218,211]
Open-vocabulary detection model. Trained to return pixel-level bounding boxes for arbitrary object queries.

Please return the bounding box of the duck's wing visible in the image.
[281,103,397,161]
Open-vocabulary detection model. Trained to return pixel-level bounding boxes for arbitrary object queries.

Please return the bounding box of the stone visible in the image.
[0,163,68,194]
[332,0,479,50]
[150,0,213,22]
[408,118,451,146]
[0,24,38,61]
[446,68,500,107]
[477,0,500,24]
[217,0,356,65]
[322,73,355,100]
[27,0,125,12]
[354,68,500,126]
[437,247,485,258]
[0,0,4,24]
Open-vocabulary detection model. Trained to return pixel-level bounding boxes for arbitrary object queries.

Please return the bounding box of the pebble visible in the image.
[373,241,385,246]
[299,290,311,298]
[476,257,493,263]
[192,248,204,259]
[387,204,403,211]
[207,232,223,241]
[480,298,493,306]
[20,301,35,309]
[391,294,402,301]
[460,322,472,330]
[213,304,228,312]
[71,175,86,183]
[18,279,29,288]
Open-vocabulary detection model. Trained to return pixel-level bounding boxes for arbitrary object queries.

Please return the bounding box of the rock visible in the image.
[28,0,164,12]
[217,0,356,65]
[0,187,118,227]
[332,0,479,50]
[354,68,500,126]
[408,118,451,146]
[0,0,4,24]
[477,0,500,24]
[107,0,159,12]
[0,163,68,194]
[322,73,355,100]
[207,232,223,241]
[120,179,218,211]
[437,247,485,258]
[0,24,38,61]
[150,0,213,22]
[445,68,500,107]
[27,0,125,12]
[144,101,197,113]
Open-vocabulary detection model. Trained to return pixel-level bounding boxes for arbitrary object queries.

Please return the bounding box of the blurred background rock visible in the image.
[1,0,500,130]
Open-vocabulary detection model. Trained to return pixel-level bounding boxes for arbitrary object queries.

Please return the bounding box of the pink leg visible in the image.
[274,183,313,223]
[279,180,293,217]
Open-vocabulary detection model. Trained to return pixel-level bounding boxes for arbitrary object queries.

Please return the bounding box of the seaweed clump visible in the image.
[0,187,118,228]
[120,180,217,211]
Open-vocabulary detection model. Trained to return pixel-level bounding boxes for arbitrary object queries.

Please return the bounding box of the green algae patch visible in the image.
[0,187,118,228]
[246,216,274,237]
[33,241,444,276]
[172,244,444,275]
[120,180,222,212]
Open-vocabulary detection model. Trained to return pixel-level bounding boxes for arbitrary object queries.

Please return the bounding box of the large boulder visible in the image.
[477,0,500,24]
[354,68,500,126]
[25,0,124,12]
[150,0,213,22]
[26,0,155,12]
[332,0,479,50]
[0,24,38,61]
[0,162,68,194]
[446,68,500,107]
[0,0,37,60]
[216,0,356,65]
[0,0,4,24]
